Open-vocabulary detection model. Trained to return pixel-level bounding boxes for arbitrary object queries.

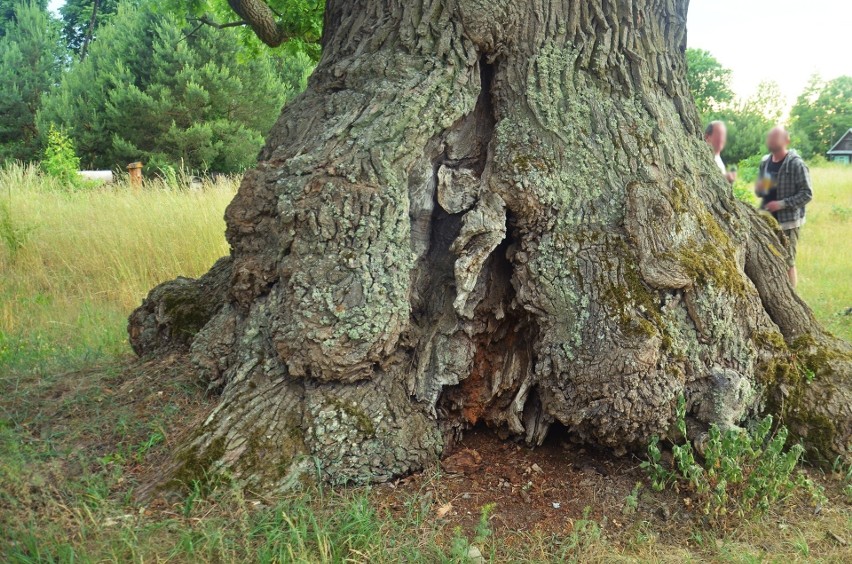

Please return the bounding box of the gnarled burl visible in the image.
[129,0,851,491]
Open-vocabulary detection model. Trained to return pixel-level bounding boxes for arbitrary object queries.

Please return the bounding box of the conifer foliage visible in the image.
[39,4,308,173]
[0,1,64,161]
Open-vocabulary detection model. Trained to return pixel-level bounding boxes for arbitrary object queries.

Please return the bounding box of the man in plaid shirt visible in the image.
[755,127,813,288]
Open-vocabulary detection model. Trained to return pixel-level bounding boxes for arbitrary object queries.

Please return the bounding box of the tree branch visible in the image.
[181,22,205,43]
[79,0,100,62]
[192,14,248,30]
[225,0,292,47]
[183,14,248,43]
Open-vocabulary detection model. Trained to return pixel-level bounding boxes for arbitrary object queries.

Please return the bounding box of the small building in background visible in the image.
[78,170,114,183]
[827,128,852,164]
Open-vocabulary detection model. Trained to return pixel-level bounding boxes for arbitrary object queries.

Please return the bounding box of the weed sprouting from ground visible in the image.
[449,503,495,561]
[833,457,852,503]
[642,395,824,526]
[622,482,642,515]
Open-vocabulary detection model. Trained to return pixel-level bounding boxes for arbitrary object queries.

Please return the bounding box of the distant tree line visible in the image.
[0,0,316,174]
[1,3,847,176]
[686,48,851,165]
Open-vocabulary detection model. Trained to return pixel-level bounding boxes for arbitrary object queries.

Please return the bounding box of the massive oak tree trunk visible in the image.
[129,0,851,490]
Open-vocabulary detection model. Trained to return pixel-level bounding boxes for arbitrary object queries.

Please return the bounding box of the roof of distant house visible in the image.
[827,128,852,155]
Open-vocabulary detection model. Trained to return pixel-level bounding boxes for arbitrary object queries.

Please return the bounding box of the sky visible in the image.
[687,0,852,104]
[47,0,850,104]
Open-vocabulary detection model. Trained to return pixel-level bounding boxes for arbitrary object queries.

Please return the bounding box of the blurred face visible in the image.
[766,127,790,153]
[705,123,727,154]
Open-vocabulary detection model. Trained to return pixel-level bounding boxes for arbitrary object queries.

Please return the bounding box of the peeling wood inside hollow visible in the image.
[128,0,852,493]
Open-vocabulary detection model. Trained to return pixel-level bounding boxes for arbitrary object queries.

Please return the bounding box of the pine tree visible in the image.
[39,4,310,173]
[0,1,65,162]
[0,0,47,36]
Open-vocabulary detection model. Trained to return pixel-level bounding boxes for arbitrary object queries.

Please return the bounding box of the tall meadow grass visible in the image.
[0,163,236,369]
[796,165,852,341]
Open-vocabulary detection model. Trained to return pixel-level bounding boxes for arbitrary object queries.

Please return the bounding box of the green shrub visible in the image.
[807,154,828,168]
[641,395,823,525]
[736,154,764,185]
[732,182,758,206]
[731,153,763,206]
[41,124,81,186]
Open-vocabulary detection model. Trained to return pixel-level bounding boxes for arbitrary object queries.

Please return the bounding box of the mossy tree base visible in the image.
[129,0,851,491]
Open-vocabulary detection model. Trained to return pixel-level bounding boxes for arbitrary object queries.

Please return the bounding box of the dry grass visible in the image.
[0,163,236,368]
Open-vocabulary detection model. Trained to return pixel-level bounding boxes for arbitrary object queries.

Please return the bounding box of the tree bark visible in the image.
[226,0,293,47]
[130,0,851,491]
[79,0,99,62]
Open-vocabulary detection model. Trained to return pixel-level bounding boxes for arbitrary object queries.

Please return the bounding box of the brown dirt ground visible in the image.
[374,427,677,536]
[371,428,851,556]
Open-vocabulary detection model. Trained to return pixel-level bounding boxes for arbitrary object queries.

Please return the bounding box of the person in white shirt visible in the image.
[704,121,737,184]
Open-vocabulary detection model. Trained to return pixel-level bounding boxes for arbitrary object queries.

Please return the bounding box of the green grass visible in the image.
[0,460,488,562]
[1,162,850,562]
[796,165,852,341]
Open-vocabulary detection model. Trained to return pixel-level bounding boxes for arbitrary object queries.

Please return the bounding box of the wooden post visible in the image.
[127,162,143,189]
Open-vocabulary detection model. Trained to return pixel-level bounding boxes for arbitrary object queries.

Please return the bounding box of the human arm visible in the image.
[782,160,813,209]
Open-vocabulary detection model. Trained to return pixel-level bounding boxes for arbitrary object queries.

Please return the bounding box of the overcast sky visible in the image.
[687,0,851,104]
[48,0,850,104]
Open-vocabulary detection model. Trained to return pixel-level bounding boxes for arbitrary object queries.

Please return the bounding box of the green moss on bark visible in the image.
[756,334,850,462]
[664,209,748,296]
[791,334,852,377]
[169,435,228,493]
[326,396,377,437]
[162,294,213,337]
[600,257,666,341]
